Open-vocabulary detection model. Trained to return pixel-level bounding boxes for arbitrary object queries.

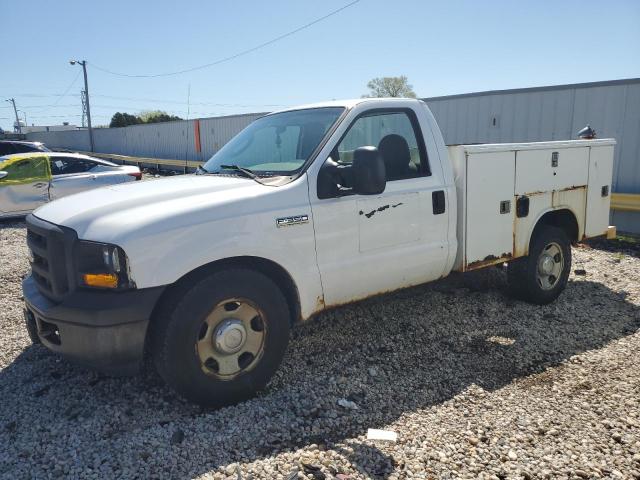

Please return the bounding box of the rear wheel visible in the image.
[507,225,571,304]
[152,268,290,407]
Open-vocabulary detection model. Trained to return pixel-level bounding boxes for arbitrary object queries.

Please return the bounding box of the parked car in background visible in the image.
[0,140,51,155]
[0,152,141,218]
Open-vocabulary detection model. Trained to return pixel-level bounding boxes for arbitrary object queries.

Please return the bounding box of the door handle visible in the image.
[33,182,48,189]
[432,190,445,215]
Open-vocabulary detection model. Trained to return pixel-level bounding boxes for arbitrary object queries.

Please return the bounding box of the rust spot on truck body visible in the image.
[315,294,325,311]
[466,253,513,271]
[512,185,587,258]
[524,185,586,198]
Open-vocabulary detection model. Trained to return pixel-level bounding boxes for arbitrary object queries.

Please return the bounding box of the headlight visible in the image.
[75,241,135,290]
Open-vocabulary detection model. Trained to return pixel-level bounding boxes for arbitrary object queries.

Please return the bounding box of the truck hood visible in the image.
[33,174,277,242]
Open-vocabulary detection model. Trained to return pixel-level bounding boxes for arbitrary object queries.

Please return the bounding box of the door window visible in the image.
[12,143,38,153]
[50,157,97,175]
[335,110,429,181]
[0,156,50,185]
[0,143,15,155]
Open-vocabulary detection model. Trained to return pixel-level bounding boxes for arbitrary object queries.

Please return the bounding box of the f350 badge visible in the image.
[276,214,309,228]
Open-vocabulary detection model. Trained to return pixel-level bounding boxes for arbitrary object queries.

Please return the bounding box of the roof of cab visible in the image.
[270,97,424,114]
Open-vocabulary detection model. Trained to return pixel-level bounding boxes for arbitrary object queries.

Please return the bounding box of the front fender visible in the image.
[122,178,323,320]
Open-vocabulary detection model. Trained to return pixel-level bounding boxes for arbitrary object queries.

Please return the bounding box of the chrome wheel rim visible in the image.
[536,242,564,290]
[196,298,266,379]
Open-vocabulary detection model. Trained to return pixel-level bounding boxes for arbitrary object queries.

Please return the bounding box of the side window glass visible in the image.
[1,157,49,183]
[12,144,33,153]
[50,158,66,176]
[52,157,96,175]
[75,160,97,173]
[336,111,429,181]
[0,144,14,155]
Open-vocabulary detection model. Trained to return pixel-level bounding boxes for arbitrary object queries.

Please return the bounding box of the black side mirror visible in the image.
[352,146,386,195]
[317,146,386,199]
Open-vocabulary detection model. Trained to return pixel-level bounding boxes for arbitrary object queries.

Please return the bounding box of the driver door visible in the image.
[310,108,450,307]
[0,155,51,216]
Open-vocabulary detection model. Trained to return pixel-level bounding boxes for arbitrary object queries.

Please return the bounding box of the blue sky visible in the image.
[1,0,639,130]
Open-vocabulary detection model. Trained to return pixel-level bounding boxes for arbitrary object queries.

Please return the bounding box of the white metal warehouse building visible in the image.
[26,78,640,232]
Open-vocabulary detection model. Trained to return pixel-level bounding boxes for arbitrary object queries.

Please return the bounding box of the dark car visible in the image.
[0,140,51,156]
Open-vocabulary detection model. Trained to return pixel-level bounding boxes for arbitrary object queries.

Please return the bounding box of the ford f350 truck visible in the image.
[22,98,616,406]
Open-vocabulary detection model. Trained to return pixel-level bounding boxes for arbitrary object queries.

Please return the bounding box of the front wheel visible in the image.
[152,268,290,407]
[507,225,572,304]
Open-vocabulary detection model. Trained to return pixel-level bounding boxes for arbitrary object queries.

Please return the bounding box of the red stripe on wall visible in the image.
[194,119,201,153]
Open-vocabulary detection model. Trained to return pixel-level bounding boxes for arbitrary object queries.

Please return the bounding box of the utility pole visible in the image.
[6,98,21,134]
[70,60,94,151]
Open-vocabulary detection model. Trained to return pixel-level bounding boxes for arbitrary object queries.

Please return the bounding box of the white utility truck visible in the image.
[22,98,615,406]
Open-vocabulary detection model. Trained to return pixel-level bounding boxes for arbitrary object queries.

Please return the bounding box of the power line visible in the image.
[29,71,82,114]
[2,94,286,109]
[0,93,82,98]
[88,0,360,78]
[91,94,287,108]
[20,113,112,119]
[1,103,80,109]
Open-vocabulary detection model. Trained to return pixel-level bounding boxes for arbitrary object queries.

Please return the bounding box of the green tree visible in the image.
[363,76,417,98]
[109,110,184,128]
[109,112,142,128]
[138,110,183,124]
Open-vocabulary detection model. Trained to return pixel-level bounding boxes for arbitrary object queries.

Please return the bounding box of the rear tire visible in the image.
[152,268,290,407]
[507,225,571,304]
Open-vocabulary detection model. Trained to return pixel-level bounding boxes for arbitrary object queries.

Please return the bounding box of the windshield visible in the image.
[202,107,344,175]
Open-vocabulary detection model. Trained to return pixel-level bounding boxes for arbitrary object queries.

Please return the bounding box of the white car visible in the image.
[0,152,141,218]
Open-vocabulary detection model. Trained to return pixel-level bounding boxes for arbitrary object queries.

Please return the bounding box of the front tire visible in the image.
[152,268,290,407]
[507,225,572,304]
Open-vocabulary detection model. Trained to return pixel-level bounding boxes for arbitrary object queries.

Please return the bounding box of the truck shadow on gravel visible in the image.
[1,265,639,478]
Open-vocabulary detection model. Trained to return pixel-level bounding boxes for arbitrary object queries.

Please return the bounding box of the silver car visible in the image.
[0,152,141,218]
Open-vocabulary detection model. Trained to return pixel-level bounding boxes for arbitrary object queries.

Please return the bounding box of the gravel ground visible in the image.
[0,219,638,480]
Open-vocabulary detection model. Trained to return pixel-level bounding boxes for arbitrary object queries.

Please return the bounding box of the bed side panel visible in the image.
[448,145,467,271]
[585,145,614,238]
[465,151,515,270]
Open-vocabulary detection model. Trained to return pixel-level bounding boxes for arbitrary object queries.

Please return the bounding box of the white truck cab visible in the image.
[22,98,615,406]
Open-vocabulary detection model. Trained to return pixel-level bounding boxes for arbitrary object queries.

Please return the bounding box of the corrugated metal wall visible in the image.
[26,112,265,162]
[26,129,92,152]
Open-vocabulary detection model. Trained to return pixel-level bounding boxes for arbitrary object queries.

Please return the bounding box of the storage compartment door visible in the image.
[515,147,589,195]
[465,151,515,269]
[585,145,614,237]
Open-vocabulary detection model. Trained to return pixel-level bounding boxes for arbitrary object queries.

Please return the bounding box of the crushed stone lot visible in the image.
[0,219,639,480]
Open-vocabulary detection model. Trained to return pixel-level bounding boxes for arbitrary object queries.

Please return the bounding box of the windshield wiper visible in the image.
[219,164,271,185]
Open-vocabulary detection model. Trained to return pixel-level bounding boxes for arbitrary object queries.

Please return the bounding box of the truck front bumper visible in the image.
[22,275,165,376]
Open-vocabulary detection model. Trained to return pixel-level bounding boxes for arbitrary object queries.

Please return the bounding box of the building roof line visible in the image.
[422,78,640,102]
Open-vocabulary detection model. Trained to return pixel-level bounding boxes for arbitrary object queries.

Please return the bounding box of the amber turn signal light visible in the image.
[83,273,118,289]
